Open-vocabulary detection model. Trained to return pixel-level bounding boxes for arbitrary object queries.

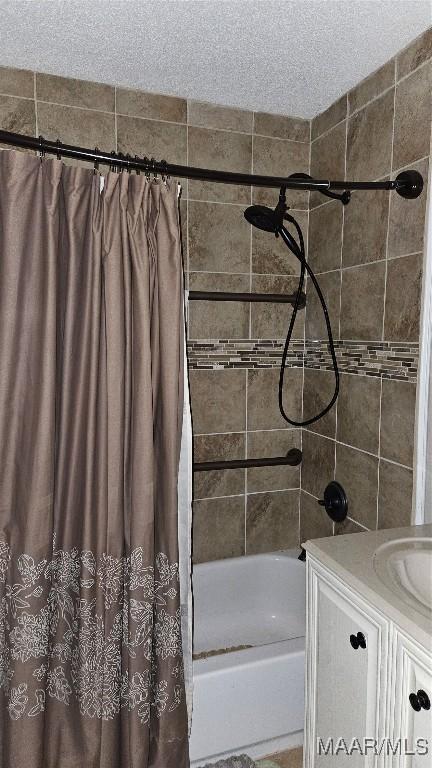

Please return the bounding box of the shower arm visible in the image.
[0,129,424,202]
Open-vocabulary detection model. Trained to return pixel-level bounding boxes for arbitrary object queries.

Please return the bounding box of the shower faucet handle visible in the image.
[317,481,348,523]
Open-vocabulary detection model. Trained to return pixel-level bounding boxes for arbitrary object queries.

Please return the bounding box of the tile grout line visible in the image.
[392,152,430,175]
[310,250,425,276]
[114,87,118,152]
[396,50,432,86]
[302,428,414,471]
[186,116,190,277]
[187,202,308,211]
[194,428,301,437]
[244,117,254,555]
[376,68,398,530]
[332,109,349,501]
[347,82,395,121]
[187,196,309,210]
[0,91,35,102]
[299,117,313,524]
[118,109,312,141]
[194,487,301,503]
[377,375,384,531]
[310,113,348,145]
[33,71,38,136]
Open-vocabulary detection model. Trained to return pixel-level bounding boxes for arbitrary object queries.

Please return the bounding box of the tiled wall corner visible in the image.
[300,26,432,544]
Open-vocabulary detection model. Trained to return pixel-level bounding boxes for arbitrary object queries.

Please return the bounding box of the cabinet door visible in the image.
[393,632,432,767]
[304,560,389,767]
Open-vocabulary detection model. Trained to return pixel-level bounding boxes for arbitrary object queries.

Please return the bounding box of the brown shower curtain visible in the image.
[0,150,189,767]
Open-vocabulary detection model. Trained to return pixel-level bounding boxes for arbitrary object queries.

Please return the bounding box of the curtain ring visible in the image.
[39,135,46,163]
[144,156,151,181]
[150,157,157,181]
[93,147,99,175]
[55,139,62,160]
[160,159,168,182]
[134,155,140,175]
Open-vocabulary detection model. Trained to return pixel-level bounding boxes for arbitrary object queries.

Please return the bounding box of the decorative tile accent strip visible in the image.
[187,339,419,381]
[187,339,304,369]
[305,340,419,381]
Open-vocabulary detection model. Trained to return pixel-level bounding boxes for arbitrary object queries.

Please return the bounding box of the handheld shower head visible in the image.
[244,204,279,233]
[244,185,288,234]
[245,198,303,261]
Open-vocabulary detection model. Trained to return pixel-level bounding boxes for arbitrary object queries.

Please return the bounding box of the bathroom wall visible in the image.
[0,66,310,563]
[300,27,432,541]
[1,26,430,563]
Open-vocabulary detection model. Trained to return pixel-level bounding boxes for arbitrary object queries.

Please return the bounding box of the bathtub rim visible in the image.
[192,634,305,675]
[192,547,305,577]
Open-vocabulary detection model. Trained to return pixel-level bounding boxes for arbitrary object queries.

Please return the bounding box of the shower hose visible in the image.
[278,213,339,427]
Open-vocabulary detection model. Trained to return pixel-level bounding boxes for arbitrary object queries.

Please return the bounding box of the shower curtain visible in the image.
[0,150,190,767]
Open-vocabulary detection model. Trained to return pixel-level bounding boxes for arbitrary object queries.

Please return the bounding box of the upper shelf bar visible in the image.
[0,130,423,200]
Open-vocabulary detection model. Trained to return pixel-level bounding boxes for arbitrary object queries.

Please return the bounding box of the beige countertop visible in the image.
[304,523,432,652]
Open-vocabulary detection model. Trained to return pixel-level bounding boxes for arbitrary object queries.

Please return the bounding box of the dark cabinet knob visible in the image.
[410,690,431,711]
[350,632,367,650]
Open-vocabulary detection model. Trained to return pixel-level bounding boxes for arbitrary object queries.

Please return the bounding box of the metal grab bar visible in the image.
[188,290,306,308]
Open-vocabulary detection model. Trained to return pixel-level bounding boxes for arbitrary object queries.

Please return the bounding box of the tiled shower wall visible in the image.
[0,26,430,563]
[300,27,432,541]
[185,112,309,563]
[0,66,310,563]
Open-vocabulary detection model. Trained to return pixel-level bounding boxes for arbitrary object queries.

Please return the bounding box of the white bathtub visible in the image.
[189,550,306,766]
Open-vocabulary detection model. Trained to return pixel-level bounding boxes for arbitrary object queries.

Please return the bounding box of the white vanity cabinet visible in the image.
[304,553,432,768]
[393,632,432,768]
[304,557,390,767]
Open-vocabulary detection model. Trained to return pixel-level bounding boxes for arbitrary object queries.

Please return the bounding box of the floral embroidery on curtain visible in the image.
[0,538,184,723]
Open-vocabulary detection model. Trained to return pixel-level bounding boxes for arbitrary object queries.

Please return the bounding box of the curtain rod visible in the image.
[0,129,423,200]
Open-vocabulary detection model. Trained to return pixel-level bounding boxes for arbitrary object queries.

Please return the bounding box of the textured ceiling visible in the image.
[0,0,431,118]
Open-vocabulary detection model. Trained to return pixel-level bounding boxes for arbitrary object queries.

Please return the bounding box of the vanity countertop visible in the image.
[304,523,432,652]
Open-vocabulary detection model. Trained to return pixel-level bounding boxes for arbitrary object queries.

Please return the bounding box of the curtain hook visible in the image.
[93,147,99,175]
[55,138,62,160]
[160,159,168,182]
[134,155,140,175]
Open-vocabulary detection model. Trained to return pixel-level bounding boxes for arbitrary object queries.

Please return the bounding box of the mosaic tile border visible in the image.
[187,339,304,369]
[187,339,419,381]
